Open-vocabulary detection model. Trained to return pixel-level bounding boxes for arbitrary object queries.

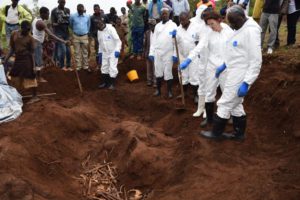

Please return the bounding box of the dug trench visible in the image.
[0,53,299,200]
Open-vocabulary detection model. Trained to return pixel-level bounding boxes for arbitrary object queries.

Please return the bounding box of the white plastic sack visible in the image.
[0,64,23,123]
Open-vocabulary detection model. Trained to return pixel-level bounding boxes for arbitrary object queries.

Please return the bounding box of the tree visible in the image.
[32,0,40,18]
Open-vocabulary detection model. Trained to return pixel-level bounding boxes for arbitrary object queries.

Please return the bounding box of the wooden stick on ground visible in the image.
[22,93,57,99]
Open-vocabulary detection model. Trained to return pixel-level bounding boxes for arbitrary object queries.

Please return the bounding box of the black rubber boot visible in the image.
[98,74,109,89]
[223,116,247,141]
[200,102,214,127]
[108,77,115,90]
[191,85,199,104]
[200,114,227,140]
[167,79,173,99]
[154,77,162,96]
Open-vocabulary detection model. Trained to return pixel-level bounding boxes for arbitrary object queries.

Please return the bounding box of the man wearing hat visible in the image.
[149,8,177,98]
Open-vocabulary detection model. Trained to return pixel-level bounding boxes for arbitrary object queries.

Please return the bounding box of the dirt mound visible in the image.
[0,52,300,200]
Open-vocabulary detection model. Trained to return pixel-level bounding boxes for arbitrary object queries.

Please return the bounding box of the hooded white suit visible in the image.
[176,20,201,86]
[98,24,122,78]
[217,18,262,119]
[203,23,233,103]
[149,20,177,81]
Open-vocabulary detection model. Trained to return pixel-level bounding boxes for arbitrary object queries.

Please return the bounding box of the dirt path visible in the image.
[0,51,299,200]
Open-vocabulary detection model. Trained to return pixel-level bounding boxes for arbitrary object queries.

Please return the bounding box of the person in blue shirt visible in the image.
[70,4,91,71]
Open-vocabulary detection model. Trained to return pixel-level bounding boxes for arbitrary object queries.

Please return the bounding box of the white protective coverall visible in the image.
[0,63,23,123]
[188,5,209,96]
[217,18,262,119]
[97,24,122,78]
[233,0,250,16]
[176,21,201,86]
[203,23,234,103]
[149,20,177,81]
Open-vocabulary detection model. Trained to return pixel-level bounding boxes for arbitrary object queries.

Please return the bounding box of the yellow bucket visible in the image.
[127,70,139,82]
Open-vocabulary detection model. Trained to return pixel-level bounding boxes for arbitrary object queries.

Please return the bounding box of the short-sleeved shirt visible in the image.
[51,7,70,36]
[131,4,146,28]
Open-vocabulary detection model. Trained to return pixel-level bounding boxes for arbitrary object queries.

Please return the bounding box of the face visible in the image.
[207,19,221,32]
[98,20,106,31]
[135,0,141,4]
[41,11,50,20]
[94,6,100,14]
[77,5,84,15]
[11,0,18,7]
[227,13,243,30]
[161,10,169,22]
[58,0,66,8]
[110,8,116,14]
[21,25,31,36]
[179,15,189,28]
[121,8,126,14]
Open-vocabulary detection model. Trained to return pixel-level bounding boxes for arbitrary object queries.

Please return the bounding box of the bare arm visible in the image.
[37,20,67,44]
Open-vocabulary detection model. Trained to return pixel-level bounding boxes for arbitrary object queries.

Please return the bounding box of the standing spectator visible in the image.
[115,17,128,63]
[4,21,39,104]
[164,0,173,18]
[172,0,190,26]
[144,19,156,87]
[275,0,290,48]
[131,0,147,60]
[106,7,118,25]
[0,0,32,46]
[120,7,129,32]
[127,0,134,55]
[51,0,71,70]
[148,0,172,22]
[287,0,300,47]
[70,4,91,71]
[259,0,281,54]
[32,7,68,83]
[90,4,108,64]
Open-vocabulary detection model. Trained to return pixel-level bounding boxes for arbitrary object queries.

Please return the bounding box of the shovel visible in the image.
[70,44,84,95]
[173,36,186,111]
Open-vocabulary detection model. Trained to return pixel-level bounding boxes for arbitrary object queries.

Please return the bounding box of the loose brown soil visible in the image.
[0,49,299,200]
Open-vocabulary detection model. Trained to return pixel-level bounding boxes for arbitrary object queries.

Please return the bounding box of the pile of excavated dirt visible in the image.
[0,51,299,200]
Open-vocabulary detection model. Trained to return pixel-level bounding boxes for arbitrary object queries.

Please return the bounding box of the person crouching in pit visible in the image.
[97,20,122,90]
[4,21,39,104]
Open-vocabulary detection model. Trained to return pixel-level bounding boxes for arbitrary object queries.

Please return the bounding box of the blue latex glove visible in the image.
[114,51,120,58]
[148,55,154,62]
[172,56,178,63]
[169,29,177,38]
[98,53,103,65]
[238,82,249,97]
[179,58,192,70]
[215,63,227,78]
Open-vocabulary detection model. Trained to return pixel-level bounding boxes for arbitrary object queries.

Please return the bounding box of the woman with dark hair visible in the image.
[180,11,233,128]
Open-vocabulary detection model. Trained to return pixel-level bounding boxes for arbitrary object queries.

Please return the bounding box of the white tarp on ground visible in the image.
[0,64,23,123]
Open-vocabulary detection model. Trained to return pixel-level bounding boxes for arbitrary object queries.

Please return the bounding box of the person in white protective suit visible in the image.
[97,19,122,90]
[201,5,262,141]
[189,11,234,128]
[176,12,201,104]
[180,6,211,118]
[149,8,178,98]
[232,0,250,16]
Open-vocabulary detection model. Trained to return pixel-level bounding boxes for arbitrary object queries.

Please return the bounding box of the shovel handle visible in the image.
[173,37,185,106]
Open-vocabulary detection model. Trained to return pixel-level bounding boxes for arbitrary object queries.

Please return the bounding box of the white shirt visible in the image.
[172,0,190,16]
[6,6,19,24]
[32,18,46,43]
